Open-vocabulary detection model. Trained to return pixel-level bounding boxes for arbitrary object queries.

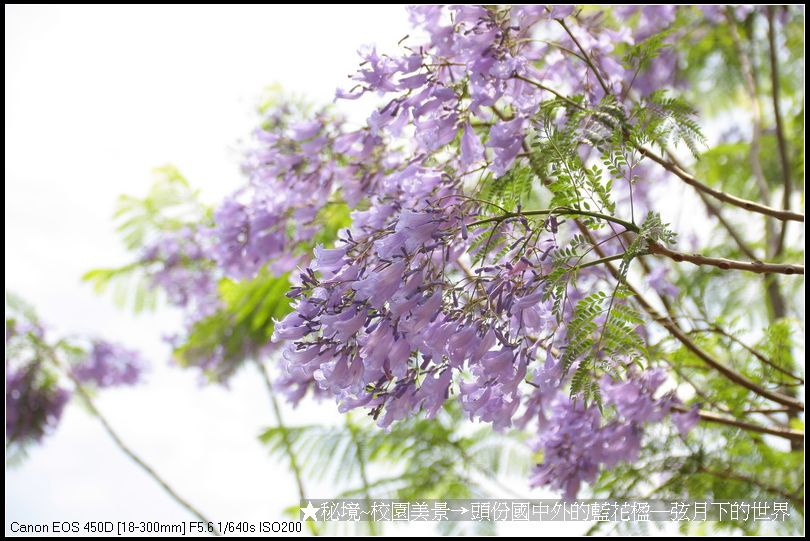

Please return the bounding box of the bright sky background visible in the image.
[6,5,694,537]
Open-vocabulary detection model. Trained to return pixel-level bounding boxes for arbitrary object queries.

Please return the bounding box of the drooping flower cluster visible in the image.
[6,363,70,445]
[72,341,145,388]
[529,368,686,498]
[211,104,393,279]
[5,306,146,447]
[139,226,219,318]
[273,182,472,413]
[6,317,69,445]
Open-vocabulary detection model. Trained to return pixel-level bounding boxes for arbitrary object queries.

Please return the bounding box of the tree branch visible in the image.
[578,228,804,411]
[469,207,639,233]
[255,360,318,535]
[767,6,794,257]
[347,419,378,536]
[636,146,804,222]
[557,17,611,96]
[670,404,804,443]
[71,376,220,536]
[648,242,803,275]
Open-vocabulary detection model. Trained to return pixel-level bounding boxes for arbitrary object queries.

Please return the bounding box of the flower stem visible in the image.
[469,207,639,233]
[346,418,378,536]
[254,359,319,535]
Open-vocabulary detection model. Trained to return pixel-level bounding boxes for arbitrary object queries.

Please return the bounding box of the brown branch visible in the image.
[689,326,804,384]
[557,17,610,96]
[767,6,794,257]
[659,146,765,265]
[636,147,804,222]
[648,242,803,275]
[671,404,803,443]
[725,8,792,333]
[255,360,322,535]
[635,292,803,411]
[578,228,804,411]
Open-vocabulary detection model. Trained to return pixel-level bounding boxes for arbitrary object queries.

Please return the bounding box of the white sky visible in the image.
[5,5,696,537]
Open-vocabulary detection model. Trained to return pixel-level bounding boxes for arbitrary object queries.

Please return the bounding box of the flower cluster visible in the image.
[72,341,145,388]
[6,363,70,445]
[211,104,391,279]
[5,308,145,446]
[140,227,219,318]
[529,368,689,498]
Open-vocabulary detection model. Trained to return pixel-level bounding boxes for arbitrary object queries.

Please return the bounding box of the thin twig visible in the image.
[513,74,585,110]
[469,207,639,233]
[636,147,804,222]
[688,326,804,384]
[648,242,803,275]
[347,419,378,536]
[255,360,318,535]
[578,228,804,411]
[514,71,805,223]
[766,6,794,257]
[70,376,220,536]
[671,405,803,443]
[557,17,610,95]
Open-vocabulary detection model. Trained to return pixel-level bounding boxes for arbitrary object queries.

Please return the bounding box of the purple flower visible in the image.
[140,227,219,318]
[321,306,368,341]
[672,405,700,436]
[6,364,70,445]
[312,244,348,276]
[529,395,605,498]
[603,368,671,423]
[72,341,145,388]
[272,312,312,342]
[647,267,679,298]
[353,260,405,309]
[414,113,459,152]
[460,123,485,170]
[132,4,729,498]
[418,369,453,418]
[487,117,525,176]
[289,119,322,141]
